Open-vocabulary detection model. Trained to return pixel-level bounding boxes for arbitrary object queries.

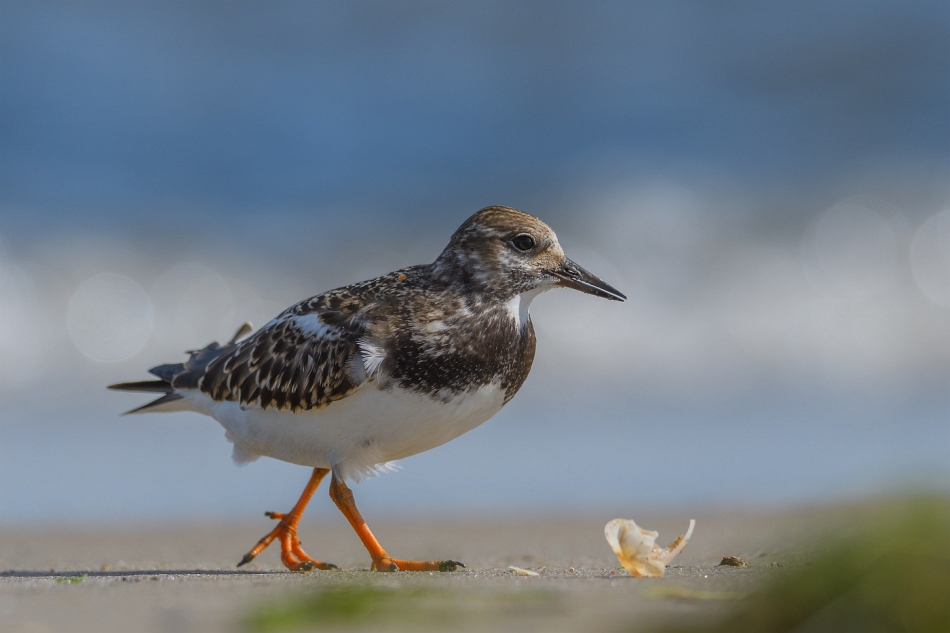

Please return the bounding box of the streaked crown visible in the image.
[434,206,625,302]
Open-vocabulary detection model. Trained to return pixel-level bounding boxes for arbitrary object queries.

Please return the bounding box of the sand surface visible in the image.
[1,508,827,632]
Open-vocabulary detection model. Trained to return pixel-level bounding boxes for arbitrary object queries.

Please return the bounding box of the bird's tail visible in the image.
[107,378,184,414]
[107,321,253,415]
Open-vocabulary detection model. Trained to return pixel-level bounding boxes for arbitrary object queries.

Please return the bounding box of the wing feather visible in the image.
[177,291,378,412]
[120,270,418,413]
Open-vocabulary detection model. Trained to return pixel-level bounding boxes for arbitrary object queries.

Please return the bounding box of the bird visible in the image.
[109,206,625,572]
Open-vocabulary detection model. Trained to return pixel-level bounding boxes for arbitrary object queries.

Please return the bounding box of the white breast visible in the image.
[504,287,546,329]
[181,382,507,482]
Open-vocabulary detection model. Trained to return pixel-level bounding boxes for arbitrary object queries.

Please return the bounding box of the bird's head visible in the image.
[435,206,626,302]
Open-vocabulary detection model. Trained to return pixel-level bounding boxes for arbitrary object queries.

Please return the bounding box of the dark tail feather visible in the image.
[229,321,253,345]
[108,379,183,414]
[107,380,172,393]
[148,363,185,382]
[109,339,225,413]
[122,392,185,415]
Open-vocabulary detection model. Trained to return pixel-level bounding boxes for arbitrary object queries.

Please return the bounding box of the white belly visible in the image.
[181,382,506,481]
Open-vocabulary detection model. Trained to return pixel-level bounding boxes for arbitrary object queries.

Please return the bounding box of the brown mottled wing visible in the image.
[181,303,369,412]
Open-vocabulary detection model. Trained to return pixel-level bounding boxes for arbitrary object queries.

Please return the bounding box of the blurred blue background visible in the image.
[1,1,948,525]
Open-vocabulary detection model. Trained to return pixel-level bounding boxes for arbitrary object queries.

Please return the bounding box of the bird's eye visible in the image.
[511,234,535,251]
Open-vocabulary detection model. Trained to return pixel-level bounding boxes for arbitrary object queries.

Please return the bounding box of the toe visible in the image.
[372,559,400,572]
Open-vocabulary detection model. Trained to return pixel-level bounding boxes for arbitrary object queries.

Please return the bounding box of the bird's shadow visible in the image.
[1,569,296,578]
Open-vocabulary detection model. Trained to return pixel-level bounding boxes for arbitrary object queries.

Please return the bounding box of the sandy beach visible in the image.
[1,506,831,633]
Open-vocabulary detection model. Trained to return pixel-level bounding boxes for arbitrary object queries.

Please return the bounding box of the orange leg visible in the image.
[328,475,463,572]
[237,467,338,571]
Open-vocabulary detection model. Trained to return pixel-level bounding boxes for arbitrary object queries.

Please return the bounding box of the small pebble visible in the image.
[718,556,748,567]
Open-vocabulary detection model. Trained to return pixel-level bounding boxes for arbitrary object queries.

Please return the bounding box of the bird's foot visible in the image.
[371,557,465,572]
[236,511,339,572]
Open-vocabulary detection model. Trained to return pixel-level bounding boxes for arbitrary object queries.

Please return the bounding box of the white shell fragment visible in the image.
[604,518,696,577]
[507,565,540,577]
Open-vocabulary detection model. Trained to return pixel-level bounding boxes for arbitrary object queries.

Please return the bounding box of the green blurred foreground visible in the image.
[246,496,950,632]
[248,585,558,631]
[666,496,950,633]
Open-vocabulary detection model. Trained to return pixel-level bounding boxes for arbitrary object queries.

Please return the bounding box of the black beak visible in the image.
[549,258,626,301]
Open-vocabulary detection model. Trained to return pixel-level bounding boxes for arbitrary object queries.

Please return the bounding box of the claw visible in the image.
[439,560,465,572]
[237,553,256,567]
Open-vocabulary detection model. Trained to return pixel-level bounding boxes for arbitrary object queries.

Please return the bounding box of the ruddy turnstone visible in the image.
[110,206,625,572]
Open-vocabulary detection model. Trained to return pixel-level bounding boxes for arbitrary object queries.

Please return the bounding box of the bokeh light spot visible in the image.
[910,210,950,308]
[150,264,236,349]
[67,274,153,363]
[812,201,901,298]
